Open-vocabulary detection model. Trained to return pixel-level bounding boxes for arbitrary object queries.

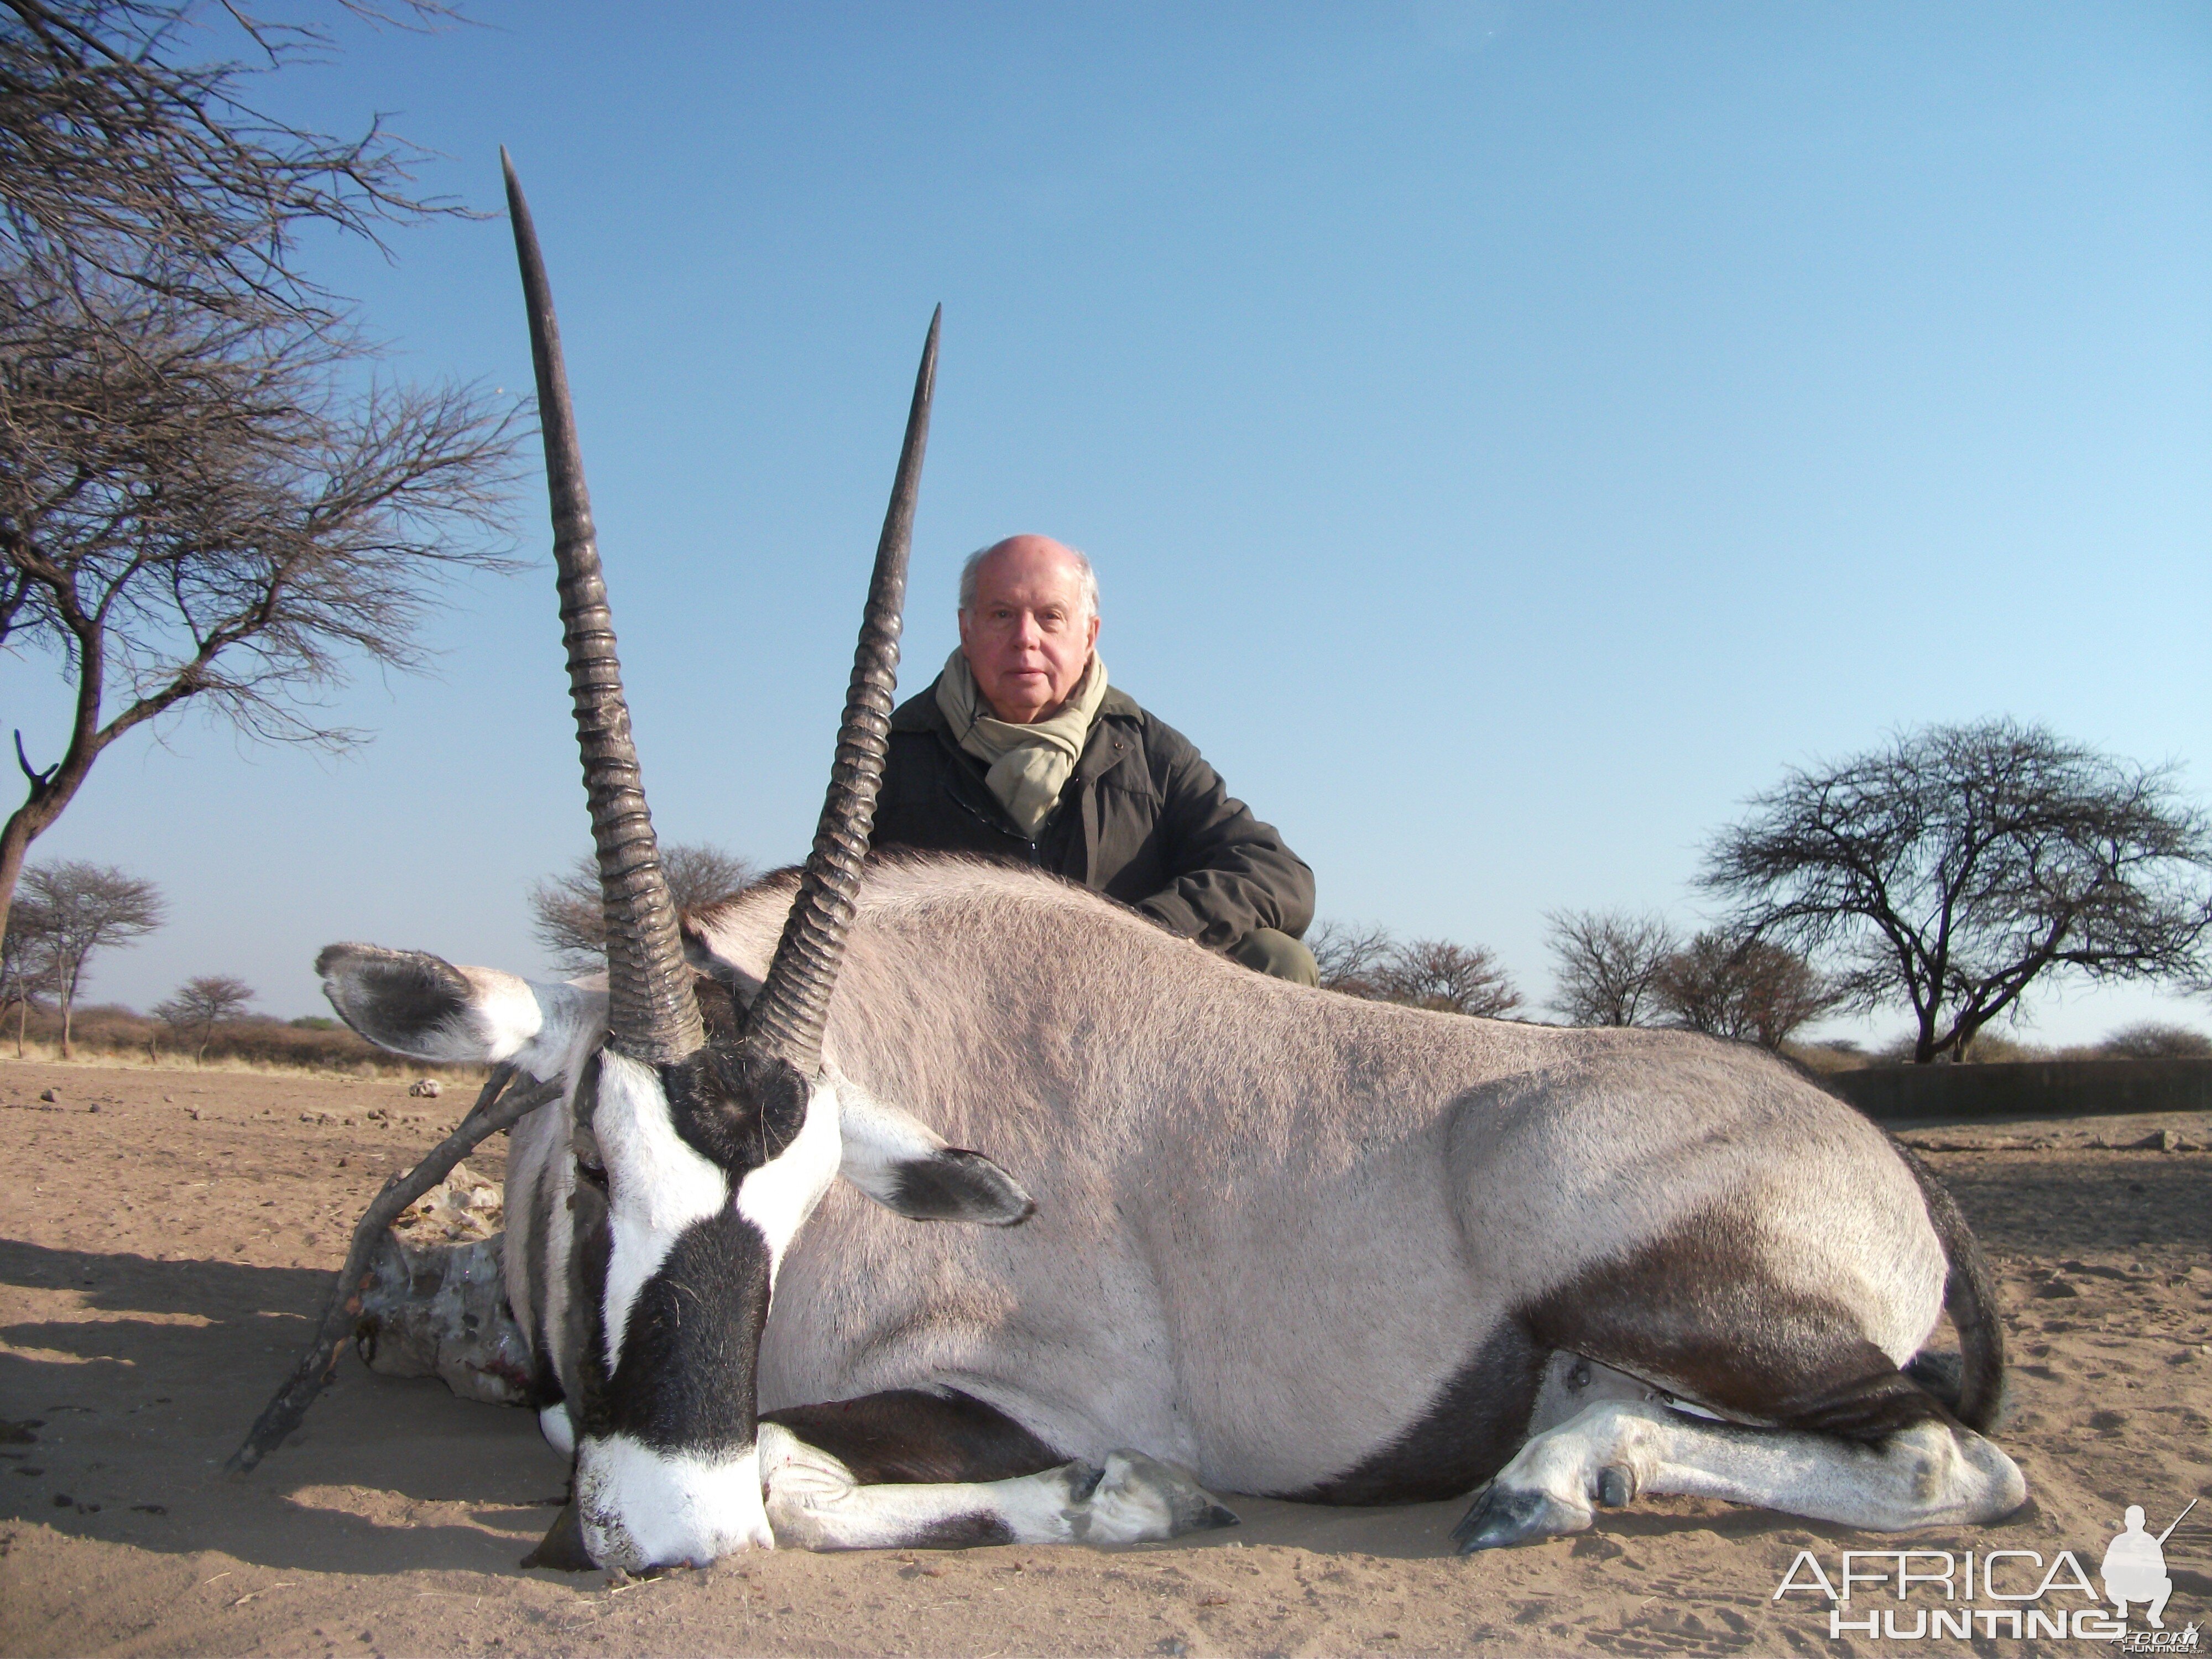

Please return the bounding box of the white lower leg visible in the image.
[1493,1400,2025,1533]
[758,1425,1237,1552]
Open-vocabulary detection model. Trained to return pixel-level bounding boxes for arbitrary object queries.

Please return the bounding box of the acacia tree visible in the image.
[0,1,523,941]
[530,844,760,974]
[1378,938,1522,1019]
[1545,909,1677,1026]
[154,972,253,1062]
[0,886,54,1053]
[1700,720,2212,1063]
[1307,920,1523,1017]
[22,857,161,1054]
[1651,929,1837,1050]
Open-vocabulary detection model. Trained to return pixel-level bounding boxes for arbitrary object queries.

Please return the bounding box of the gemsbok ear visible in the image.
[316,943,552,1066]
[837,1085,1036,1227]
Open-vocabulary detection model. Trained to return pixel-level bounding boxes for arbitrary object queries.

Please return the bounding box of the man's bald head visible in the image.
[958,535,1099,621]
[956,535,1102,725]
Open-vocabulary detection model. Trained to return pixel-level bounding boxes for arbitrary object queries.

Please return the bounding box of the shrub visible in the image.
[4,1001,477,1077]
[2098,1021,2212,1060]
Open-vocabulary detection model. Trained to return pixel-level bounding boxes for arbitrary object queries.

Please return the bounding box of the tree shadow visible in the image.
[0,1237,568,1577]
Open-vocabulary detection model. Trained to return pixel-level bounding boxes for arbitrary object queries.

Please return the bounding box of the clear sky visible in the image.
[7,1,2208,1049]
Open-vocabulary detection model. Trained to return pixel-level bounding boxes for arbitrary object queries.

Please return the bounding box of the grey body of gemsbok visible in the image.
[315,156,2026,1571]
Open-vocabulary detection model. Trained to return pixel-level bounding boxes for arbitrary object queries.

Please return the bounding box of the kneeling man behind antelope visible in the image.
[313,156,2025,1572]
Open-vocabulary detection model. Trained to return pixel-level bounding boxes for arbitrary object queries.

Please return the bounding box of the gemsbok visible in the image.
[307,154,2026,1572]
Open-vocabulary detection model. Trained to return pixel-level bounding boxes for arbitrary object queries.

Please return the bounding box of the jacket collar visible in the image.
[894,674,1142,795]
[892,674,1141,735]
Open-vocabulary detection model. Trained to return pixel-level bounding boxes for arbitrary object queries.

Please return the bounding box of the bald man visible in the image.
[872,535,1319,983]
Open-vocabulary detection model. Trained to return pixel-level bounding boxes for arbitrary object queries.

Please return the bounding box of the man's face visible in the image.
[958,536,1100,724]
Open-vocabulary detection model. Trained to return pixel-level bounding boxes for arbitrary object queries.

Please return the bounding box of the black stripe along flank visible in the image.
[1288,1319,1547,1505]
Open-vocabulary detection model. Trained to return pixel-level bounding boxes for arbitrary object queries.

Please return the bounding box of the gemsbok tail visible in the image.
[1896,1142,2007,1432]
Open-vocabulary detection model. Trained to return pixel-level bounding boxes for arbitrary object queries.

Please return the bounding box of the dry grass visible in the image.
[1,1003,483,1079]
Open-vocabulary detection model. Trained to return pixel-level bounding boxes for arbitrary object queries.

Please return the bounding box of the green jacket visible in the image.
[872,676,1315,952]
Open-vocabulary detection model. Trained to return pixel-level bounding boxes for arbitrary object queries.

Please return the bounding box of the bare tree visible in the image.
[0,283,524,933]
[0,1,524,941]
[1700,721,2212,1063]
[154,972,254,1062]
[1308,919,1399,997]
[21,858,161,1055]
[1310,920,1522,1018]
[1652,929,1837,1050]
[1377,938,1523,1019]
[1545,909,1677,1026]
[1,0,463,319]
[0,886,54,1054]
[530,843,760,974]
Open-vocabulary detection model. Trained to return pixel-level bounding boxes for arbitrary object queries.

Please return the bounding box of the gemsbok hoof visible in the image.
[1595,1463,1637,1507]
[1088,1450,1240,1541]
[1451,1481,1589,1552]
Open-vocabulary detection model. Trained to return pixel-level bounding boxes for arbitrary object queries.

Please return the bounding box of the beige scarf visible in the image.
[935,648,1110,838]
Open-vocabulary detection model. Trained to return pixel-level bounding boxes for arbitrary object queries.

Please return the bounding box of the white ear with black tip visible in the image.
[315,942,601,1077]
[835,1083,1036,1227]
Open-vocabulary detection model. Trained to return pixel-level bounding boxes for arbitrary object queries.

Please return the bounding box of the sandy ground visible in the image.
[1,1057,2206,1659]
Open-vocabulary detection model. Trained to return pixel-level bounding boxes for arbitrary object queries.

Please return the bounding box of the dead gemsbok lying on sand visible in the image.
[238,154,2027,1573]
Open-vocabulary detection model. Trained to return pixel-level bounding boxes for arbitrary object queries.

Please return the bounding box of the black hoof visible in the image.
[1198,1503,1240,1530]
[1595,1465,1636,1508]
[521,1500,596,1572]
[1451,1483,1588,1552]
[1064,1459,1105,1502]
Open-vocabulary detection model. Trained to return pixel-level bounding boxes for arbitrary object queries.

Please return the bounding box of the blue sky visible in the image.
[7,1,2208,1046]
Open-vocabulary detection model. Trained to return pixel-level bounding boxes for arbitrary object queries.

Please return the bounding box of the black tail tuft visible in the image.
[1894,1140,2007,1431]
[1902,1348,1965,1409]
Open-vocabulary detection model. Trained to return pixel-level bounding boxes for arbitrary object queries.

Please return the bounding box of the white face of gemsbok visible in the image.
[315,942,1034,1569]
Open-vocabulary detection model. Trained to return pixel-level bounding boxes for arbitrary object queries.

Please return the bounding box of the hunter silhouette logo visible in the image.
[2105,1501,2194,1631]
[1768,1494,2201,1642]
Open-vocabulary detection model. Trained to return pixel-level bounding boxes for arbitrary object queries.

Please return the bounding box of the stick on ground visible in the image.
[227,1064,566,1474]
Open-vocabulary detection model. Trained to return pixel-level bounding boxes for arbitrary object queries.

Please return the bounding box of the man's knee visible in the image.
[1229,927,1319,986]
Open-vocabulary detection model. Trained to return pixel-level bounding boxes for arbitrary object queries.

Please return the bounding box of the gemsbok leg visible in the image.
[755,1390,1237,1550]
[1454,1397,2025,1548]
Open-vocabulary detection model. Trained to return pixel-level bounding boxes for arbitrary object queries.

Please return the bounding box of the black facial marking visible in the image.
[564,1169,614,1436]
[1288,1318,1547,1505]
[760,1389,1067,1486]
[519,1136,563,1406]
[886,1149,1037,1227]
[690,971,747,1042]
[556,1032,811,1462]
[659,1041,811,1176]
[1520,1203,1949,1443]
[591,1206,775,1453]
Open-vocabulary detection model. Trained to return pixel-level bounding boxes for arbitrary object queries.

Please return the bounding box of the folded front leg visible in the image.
[759,1423,1237,1551]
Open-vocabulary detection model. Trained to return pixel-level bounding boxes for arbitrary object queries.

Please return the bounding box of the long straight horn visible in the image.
[503,150,703,1065]
[746,308,940,1074]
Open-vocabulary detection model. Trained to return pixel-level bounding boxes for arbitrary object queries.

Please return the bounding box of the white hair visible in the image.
[958,540,1099,620]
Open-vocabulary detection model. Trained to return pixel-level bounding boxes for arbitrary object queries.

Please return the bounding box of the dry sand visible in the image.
[1,1058,2206,1657]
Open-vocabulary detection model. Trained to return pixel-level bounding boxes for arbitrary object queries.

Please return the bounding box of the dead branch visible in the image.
[226,1063,564,1473]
